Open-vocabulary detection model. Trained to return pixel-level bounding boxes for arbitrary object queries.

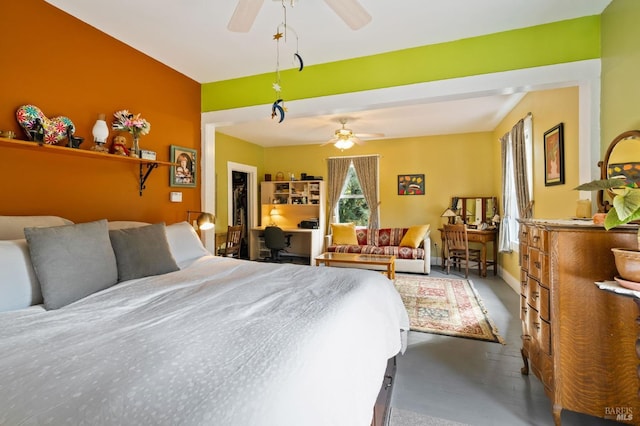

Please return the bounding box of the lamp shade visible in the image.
[441,208,457,218]
[441,208,457,224]
[92,113,109,143]
[187,210,215,230]
[196,213,215,230]
[269,207,279,226]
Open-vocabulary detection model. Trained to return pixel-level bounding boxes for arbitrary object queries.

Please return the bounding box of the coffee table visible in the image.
[314,252,396,279]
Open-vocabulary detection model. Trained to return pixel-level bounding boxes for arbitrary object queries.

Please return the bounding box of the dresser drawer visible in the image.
[525,304,540,340]
[520,244,530,271]
[519,224,530,245]
[539,318,551,355]
[538,285,550,322]
[529,226,547,251]
[520,294,528,322]
[528,247,549,285]
[525,277,551,322]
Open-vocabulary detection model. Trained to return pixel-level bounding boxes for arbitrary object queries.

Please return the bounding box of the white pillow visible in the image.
[165,222,211,265]
[0,240,42,312]
[0,215,73,240]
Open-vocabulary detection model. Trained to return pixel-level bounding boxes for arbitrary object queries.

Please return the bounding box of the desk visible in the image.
[249,227,324,265]
[439,228,497,277]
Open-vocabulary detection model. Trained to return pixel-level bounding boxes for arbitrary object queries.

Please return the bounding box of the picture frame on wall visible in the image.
[397,174,425,195]
[170,145,196,187]
[544,123,564,186]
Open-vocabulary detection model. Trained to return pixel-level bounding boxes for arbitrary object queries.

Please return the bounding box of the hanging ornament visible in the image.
[269,0,304,122]
[294,52,304,71]
[271,99,285,123]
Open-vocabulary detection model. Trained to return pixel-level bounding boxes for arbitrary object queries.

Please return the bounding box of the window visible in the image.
[336,164,369,226]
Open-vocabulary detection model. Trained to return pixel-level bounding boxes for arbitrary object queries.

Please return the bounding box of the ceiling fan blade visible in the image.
[354,132,385,139]
[228,0,265,32]
[320,137,339,146]
[323,0,372,30]
[351,136,364,145]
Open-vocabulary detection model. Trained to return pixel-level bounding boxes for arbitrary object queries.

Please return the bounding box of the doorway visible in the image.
[231,170,248,258]
[227,161,258,260]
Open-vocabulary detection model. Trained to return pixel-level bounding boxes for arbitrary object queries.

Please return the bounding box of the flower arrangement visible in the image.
[112,110,151,138]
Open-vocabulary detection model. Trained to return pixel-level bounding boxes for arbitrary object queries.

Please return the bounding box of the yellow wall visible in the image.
[601,0,640,148]
[214,133,265,233]
[262,132,495,258]
[492,87,580,282]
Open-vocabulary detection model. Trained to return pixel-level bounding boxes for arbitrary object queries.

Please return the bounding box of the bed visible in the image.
[0,216,409,426]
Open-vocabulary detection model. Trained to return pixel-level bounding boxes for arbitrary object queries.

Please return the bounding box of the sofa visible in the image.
[324,224,431,274]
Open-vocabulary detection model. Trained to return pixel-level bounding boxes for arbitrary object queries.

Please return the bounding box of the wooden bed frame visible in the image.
[372,357,397,426]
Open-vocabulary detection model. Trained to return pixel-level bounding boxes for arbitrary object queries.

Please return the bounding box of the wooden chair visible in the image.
[442,223,482,278]
[217,225,243,258]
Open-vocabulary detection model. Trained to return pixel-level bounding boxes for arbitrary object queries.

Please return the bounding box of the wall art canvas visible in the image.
[398,174,424,195]
[544,123,564,186]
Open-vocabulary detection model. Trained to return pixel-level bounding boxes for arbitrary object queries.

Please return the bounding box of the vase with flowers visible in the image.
[112,110,151,158]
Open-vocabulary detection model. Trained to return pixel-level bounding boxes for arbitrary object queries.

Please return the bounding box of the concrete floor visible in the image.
[390,267,624,426]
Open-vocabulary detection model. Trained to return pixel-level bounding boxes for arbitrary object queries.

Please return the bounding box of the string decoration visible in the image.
[271,0,304,123]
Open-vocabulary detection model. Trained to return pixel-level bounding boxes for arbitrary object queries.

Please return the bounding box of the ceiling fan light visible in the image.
[334,139,354,150]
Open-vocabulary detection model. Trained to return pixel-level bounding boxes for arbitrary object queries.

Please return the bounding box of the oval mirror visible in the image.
[597,130,640,211]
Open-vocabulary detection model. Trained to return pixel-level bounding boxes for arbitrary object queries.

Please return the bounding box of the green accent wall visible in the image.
[214,133,265,233]
[601,0,640,150]
[202,16,600,112]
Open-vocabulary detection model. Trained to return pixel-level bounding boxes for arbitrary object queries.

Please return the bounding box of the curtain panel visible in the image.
[326,157,351,230]
[352,156,380,229]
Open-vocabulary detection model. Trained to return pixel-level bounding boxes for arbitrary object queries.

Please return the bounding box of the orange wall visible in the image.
[0,0,201,224]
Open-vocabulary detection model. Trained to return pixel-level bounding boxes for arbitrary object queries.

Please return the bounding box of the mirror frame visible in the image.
[597,129,640,212]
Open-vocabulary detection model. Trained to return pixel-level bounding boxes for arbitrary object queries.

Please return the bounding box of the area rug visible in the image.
[394,275,504,344]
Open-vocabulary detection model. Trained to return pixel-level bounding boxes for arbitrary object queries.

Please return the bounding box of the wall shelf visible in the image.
[0,137,176,196]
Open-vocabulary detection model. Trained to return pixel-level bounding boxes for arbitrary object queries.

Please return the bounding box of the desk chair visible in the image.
[263,226,292,262]
[217,225,243,258]
[442,224,481,278]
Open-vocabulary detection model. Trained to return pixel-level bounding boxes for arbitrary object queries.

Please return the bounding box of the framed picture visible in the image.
[608,162,640,186]
[398,174,424,195]
[544,123,564,186]
[170,145,197,187]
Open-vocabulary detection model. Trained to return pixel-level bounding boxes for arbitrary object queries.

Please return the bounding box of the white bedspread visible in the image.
[0,256,409,426]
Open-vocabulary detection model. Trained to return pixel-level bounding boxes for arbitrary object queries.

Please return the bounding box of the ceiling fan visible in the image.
[322,119,384,150]
[228,0,372,32]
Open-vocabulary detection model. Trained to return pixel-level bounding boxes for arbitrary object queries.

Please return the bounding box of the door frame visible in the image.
[227,161,258,232]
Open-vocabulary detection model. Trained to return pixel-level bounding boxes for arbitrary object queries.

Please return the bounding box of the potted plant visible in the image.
[576,177,640,284]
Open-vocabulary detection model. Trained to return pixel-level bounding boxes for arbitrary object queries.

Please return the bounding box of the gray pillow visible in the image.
[24,219,118,310]
[109,223,179,282]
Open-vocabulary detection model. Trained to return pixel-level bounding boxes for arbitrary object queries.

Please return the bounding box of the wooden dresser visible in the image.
[518,219,640,425]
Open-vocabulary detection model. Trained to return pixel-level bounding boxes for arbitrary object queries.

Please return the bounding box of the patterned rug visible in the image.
[394,275,504,344]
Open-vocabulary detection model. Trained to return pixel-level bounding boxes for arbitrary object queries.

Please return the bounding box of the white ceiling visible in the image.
[45,0,611,147]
